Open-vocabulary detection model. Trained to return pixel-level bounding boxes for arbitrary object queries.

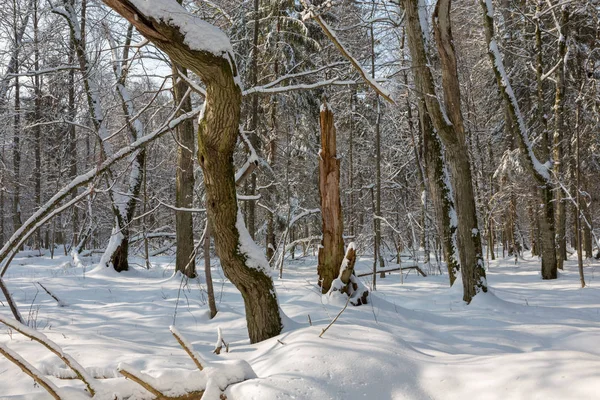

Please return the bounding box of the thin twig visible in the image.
[37,282,66,307]
[170,326,205,371]
[319,295,351,338]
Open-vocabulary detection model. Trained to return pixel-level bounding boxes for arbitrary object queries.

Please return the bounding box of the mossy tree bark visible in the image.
[402,0,487,302]
[420,103,459,286]
[103,0,282,343]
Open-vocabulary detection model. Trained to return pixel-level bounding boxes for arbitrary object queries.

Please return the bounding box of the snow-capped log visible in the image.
[101,0,282,344]
[170,326,206,371]
[328,243,369,306]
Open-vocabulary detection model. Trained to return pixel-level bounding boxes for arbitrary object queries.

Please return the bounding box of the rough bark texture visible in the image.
[317,101,345,294]
[403,0,487,302]
[173,64,196,277]
[420,101,459,286]
[102,0,282,343]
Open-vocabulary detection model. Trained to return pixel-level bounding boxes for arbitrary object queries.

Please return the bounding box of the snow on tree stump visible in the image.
[328,243,369,306]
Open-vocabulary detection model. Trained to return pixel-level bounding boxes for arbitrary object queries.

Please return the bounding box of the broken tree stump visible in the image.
[317,99,345,293]
[328,243,369,306]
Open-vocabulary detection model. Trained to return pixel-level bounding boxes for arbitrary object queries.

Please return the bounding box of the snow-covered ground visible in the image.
[1,250,599,399]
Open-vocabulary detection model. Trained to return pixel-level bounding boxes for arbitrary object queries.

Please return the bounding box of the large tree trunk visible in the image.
[103,0,282,343]
[200,142,281,343]
[317,101,345,294]
[420,103,459,286]
[173,64,196,277]
[402,0,487,302]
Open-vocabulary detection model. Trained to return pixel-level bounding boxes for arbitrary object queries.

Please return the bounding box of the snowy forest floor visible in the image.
[1,249,600,399]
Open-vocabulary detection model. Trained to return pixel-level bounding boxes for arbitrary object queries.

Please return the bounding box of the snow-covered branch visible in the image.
[0,316,98,396]
[242,62,347,95]
[244,78,356,95]
[299,0,394,104]
[0,343,62,400]
[479,0,551,184]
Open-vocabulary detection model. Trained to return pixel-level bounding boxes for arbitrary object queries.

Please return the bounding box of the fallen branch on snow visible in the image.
[357,266,427,278]
[0,317,254,400]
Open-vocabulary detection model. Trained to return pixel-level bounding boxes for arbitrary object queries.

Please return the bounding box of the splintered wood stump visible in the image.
[335,244,368,306]
[338,245,357,288]
[317,100,345,294]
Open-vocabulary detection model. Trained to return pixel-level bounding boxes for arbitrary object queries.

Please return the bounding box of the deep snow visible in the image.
[1,249,599,399]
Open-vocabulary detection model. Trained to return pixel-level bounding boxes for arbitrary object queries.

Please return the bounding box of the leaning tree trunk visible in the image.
[317,101,345,294]
[103,0,282,343]
[59,1,140,272]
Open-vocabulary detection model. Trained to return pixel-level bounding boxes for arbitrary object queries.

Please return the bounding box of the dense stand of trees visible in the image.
[0,0,598,340]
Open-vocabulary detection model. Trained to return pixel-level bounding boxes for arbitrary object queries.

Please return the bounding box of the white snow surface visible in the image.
[1,250,600,399]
